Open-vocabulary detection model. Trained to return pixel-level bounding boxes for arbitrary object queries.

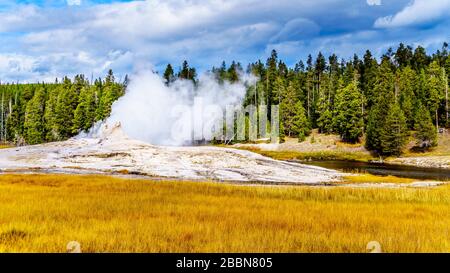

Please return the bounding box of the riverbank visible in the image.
[1,174,449,253]
[229,130,450,170]
[388,156,450,169]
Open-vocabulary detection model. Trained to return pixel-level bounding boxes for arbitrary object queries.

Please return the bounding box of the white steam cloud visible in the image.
[95,70,255,146]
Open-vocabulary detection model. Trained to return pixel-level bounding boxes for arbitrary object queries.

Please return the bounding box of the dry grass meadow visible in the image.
[0,174,449,253]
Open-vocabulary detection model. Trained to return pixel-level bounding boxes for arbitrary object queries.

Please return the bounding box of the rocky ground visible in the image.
[388,156,450,169]
[0,124,343,184]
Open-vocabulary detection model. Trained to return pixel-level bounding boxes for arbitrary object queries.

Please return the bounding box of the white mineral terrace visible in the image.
[0,124,343,184]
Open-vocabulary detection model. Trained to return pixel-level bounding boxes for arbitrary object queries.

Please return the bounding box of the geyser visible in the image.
[95,70,254,146]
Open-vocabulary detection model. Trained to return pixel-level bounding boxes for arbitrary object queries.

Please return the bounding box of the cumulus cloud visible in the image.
[0,0,447,82]
[375,0,450,28]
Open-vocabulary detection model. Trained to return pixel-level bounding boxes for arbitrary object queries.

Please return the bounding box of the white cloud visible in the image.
[67,0,82,6]
[0,0,446,82]
[270,18,320,43]
[0,0,311,81]
[367,0,381,6]
[375,0,450,28]
[0,54,34,73]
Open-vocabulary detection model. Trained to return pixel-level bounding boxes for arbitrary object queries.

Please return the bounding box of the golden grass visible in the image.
[335,141,364,148]
[233,146,374,162]
[0,174,450,253]
[342,174,415,184]
[0,144,12,149]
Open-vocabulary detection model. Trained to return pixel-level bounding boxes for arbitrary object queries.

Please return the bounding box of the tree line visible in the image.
[163,43,448,156]
[1,70,126,145]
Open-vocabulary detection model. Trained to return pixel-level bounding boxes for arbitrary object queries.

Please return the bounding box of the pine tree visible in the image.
[365,60,396,151]
[317,101,333,134]
[216,61,227,83]
[178,61,197,83]
[272,77,286,105]
[413,46,430,71]
[333,79,364,143]
[380,103,409,156]
[84,86,97,130]
[99,85,116,120]
[280,82,298,136]
[94,80,105,121]
[227,61,240,83]
[55,85,78,139]
[327,54,340,102]
[24,87,46,144]
[99,71,122,120]
[394,43,413,68]
[317,73,333,134]
[266,50,278,115]
[163,64,175,85]
[366,108,381,151]
[73,86,96,133]
[105,69,115,85]
[427,61,445,128]
[362,50,378,110]
[292,101,310,142]
[44,88,59,141]
[278,113,285,143]
[397,66,416,128]
[414,104,437,149]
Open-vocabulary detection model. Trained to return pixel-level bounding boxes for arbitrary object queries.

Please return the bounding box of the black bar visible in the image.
[0,253,447,272]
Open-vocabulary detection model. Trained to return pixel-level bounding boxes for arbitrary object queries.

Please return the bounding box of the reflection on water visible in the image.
[304,161,450,181]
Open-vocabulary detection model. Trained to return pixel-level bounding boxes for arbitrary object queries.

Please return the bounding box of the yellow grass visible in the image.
[335,141,364,149]
[234,146,374,162]
[0,174,450,253]
[343,174,416,184]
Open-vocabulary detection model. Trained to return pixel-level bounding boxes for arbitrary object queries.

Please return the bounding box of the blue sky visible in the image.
[0,0,449,82]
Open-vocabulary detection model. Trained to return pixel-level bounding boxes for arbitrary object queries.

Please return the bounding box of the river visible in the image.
[303,161,450,181]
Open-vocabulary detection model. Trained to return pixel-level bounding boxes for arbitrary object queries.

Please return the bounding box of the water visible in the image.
[303,161,450,181]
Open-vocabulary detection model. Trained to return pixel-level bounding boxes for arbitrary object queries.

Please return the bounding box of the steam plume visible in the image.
[92,69,254,146]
